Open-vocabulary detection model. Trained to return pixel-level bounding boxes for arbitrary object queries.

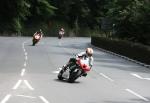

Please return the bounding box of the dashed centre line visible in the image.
[24,62,27,67]
[21,69,26,76]
[99,73,114,82]
[131,73,150,80]
[25,56,28,60]
[125,89,149,102]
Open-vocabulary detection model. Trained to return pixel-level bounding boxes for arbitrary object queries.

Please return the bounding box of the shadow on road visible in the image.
[54,79,81,84]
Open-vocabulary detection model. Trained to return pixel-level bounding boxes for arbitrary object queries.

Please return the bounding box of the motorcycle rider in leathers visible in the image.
[33,29,43,40]
[58,28,65,39]
[62,48,94,76]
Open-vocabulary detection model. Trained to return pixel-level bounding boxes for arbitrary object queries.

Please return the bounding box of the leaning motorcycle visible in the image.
[58,30,64,39]
[32,35,40,46]
[58,34,63,39]
[58,58,91,83]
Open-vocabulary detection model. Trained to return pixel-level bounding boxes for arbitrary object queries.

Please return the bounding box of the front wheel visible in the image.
[68,69,82,83]
[32,39,37,46]
[58,69,64,80]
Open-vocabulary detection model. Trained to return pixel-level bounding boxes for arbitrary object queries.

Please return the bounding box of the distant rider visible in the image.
[33,29,43,40]
[58,28,65,39]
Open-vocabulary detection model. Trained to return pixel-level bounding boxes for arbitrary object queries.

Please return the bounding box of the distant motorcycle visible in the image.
[58,29,64,39]
[58,58,91,83]
[32,35,41,46]
[58,34,63,39]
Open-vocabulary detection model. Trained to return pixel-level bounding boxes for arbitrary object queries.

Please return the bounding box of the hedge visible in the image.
[91,37,150,65]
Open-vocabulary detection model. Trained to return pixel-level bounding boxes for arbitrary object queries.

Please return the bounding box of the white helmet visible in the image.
[61,28,64,31]
[86,48,93,56]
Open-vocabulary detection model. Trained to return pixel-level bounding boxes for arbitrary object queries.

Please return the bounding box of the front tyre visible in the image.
[68,69,82,83]
[58,70,64,80]
[32,39,37,46]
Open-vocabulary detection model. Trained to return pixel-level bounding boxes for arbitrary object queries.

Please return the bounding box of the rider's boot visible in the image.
[82,72,87,77]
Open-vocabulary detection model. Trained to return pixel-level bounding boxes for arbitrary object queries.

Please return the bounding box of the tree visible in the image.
[0,0,30,33]
[29,0,57,21]
[105,0,150,45]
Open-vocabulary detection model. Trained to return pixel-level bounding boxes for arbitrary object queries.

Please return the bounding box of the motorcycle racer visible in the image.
[58,28,65,39]
[33,29,43,39]
[32,29,43,46]
[62,48,94,76]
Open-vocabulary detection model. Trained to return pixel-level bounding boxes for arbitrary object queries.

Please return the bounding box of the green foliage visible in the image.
[0,0,149,43]
[0,0,31,33]
[0,0,56,34]
[29,0,57,20]
[105,0,150,45]
[92,37,150,65]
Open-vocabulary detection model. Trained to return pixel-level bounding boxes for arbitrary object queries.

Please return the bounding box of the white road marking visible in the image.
[24,80,34,90]
[131,73,150,80]
[25,56,28,60]
[12,80,22,90]
[1,94,11,103]
[22,44,24,49]
[143,78,150,80]
[125,89,149,102]
[21,69,26,76]
[39,96,50,103]
[23,49,26,52]
[16,95,36,99]
[24,62,27,67]
[131,73,142,79]
[58,68,62,70]
[25,52,28,56]
[99,73,114,82]
[52,71,59,74]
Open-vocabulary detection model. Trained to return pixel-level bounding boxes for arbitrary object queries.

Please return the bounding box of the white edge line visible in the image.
[12,80,22,90]
[21,69,26,76]
[144,78,150,80]
[39,96,50,103]
[131,73,142,79]
[131,73,150,80]
[24,80,34,90]
[16,95,36,99]
[99,73,114,82]
[125,89,149,102]
[1,94,11,103]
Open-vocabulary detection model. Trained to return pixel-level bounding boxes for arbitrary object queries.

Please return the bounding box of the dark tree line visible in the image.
[0,0,149,45]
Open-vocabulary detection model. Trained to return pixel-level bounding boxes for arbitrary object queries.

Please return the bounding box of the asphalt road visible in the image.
[0,37,150,103]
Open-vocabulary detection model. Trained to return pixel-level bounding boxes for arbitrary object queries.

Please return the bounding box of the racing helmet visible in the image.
[86,48,93,57]
[61,28,64,31]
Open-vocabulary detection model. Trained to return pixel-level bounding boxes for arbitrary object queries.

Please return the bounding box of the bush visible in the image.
[91,37,150,65]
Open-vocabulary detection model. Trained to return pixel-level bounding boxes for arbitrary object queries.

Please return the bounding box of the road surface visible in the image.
[0,37,150,103]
